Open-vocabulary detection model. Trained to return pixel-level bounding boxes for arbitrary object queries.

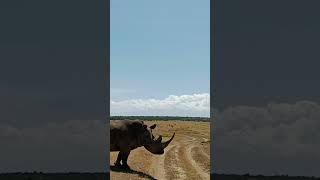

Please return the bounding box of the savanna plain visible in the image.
[110,120,210,180]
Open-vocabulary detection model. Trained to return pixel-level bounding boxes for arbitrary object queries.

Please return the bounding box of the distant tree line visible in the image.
[110,116,210,122]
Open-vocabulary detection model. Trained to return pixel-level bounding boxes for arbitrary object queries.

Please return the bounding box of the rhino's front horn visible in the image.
[162,133,175,149]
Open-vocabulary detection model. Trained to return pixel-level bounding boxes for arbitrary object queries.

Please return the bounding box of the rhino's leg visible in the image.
[120,151,131,170]
[114,151,122,167]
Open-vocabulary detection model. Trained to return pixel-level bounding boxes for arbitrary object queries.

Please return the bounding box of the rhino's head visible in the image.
[139,123,175,155]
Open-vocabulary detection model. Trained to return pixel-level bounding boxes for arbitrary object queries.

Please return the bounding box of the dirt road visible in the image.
[110,121,210,180]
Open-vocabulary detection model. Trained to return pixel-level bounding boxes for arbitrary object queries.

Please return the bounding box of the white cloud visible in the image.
[111,93,210,117]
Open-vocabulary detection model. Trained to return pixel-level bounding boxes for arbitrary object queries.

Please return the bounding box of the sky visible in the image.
[110,0,210,117]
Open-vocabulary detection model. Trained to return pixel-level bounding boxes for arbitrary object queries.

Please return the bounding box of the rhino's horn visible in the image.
[155,135,162,143]
[162,133,175,149]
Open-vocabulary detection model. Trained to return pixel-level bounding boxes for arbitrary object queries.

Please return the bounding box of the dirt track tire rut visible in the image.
[158,135,210,180]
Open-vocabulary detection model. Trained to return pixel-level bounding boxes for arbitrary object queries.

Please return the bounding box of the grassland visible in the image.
[110,120,210,180]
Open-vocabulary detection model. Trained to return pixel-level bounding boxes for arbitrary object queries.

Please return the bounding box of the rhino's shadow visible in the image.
[110,165,157,180]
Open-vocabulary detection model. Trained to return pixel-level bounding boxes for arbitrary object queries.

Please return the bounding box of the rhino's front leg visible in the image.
[121,151,131,169]
[114,151,122,167]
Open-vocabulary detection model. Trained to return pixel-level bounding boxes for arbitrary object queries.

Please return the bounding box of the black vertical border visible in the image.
[210,0,214,177]
[100,0,110,177]
[106,0,111,176]
[210,0,222,178]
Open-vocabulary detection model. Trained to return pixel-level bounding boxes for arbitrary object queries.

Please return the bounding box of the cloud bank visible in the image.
[111,93,210,117]
[213,101,320,177]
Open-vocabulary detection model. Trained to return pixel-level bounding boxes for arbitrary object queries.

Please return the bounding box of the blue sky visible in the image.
[110,0,210,116]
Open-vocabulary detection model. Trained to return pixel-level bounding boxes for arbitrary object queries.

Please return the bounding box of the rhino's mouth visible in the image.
[153,149,164,155]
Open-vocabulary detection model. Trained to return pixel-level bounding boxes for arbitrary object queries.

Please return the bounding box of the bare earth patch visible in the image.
[110,120,210,180]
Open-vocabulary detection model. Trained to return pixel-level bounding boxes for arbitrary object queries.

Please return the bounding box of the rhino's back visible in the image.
[110,120,142,151]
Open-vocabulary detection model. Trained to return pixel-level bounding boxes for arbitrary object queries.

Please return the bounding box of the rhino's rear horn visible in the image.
[155,135,162,143]
[162,133,175,149]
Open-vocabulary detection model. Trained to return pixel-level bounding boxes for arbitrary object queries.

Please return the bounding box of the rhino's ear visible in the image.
[150,124,157,129]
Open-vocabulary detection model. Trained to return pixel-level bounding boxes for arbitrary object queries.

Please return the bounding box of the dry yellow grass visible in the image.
[110,120,210,180]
